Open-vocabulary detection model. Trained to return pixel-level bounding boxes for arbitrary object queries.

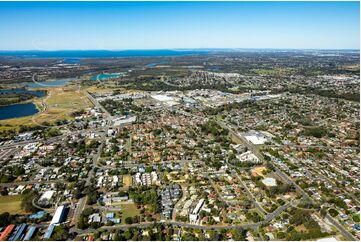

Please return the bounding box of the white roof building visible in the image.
[39,190,55,202]
[151,95,173,102]
[114,116,137,126]
[261,177,277,187]
[244,130,271,145]
[237,151,260,163]
[50,205,65,225]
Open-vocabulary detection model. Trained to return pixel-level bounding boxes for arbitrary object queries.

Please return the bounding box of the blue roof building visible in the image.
[29,211,47,219]
[106,213,115,219]
[12,224,27,241]
[23,226,36,241]
[44,224,55,240]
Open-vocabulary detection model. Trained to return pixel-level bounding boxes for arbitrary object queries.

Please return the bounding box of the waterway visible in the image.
[90,73,124,81]
[145,61,169,67]
[21,78,77,88]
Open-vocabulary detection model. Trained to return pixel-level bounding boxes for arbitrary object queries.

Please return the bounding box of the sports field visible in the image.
[122,175,133,188]
[0,195,25,214]
[120,203,140,223]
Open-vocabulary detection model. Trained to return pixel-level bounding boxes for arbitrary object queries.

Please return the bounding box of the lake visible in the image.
[0,103,39,120]
[0,89,46,97]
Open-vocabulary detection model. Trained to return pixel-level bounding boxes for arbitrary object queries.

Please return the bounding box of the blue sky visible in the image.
[0,1,359,50]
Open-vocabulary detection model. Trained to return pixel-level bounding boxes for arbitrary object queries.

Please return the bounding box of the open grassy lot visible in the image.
[0,87,92,132]
[0,195,25,214]
[86,85,117,94]
[46,88,91,109]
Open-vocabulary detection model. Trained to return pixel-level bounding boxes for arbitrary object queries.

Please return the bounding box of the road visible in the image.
[0,179,67,188]
[307,166,360,206]
[0,128,105,151]
[263,144,359,151]
[172,184,187,221]
[205,174,231,206]
[74,220,261,236]
[71,130,106,228]
[0,136,62,150]
[232,170,267,215]
[75,201,295,235]
[69,90,112,229]
[324,214,357,241]
[92,206,123,211]
[0,148,19,160]
[84,91,112,122]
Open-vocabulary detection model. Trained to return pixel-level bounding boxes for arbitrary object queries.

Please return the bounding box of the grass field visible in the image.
[0,86,92,133]
[122,175,133,188]
[120,203,140,222]
[0,195,25,214]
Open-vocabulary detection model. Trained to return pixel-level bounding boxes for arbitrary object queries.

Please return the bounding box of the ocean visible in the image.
[0,50,209,58]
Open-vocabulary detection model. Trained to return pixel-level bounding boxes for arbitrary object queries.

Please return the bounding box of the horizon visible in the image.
[0,48,359,52]
[0,1,359,50]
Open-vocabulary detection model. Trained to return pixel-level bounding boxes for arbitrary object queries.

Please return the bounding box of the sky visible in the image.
[0,1,359,50]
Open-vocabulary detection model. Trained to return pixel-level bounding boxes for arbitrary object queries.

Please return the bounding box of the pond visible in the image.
[0,103,39,120]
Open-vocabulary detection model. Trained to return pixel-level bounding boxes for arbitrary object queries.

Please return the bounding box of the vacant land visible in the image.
[0,195,24,214]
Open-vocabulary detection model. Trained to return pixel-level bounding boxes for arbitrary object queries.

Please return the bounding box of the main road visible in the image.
[70,90,113,228]
[232,170,267,215]
[74,200,295,236]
